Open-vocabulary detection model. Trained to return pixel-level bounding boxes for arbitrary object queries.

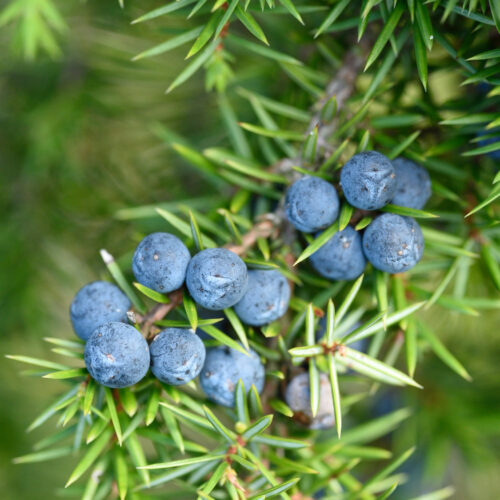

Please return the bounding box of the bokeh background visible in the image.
[1,2,499,499]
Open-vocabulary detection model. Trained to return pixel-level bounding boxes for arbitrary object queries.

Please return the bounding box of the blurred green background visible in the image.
[1,2,499,499]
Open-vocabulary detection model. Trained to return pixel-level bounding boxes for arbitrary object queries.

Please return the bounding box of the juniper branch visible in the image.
[272,47,365,178]
[307,48,365,151]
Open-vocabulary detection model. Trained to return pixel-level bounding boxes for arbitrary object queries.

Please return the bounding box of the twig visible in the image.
[135,288,184,339]
[271,48,365,178]
[225,214,279,255]
[307,48,365,136]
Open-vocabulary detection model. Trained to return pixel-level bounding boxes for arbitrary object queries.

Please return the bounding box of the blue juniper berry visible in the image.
[84,322,150,388]
[310,226,366,281]
[200,344,265,407]
[233,269,291,326]
[362,214,424,274]
[285,176,339,233]
[285,372,335,430]
[70,281,131,341]
[132,232,191,293]
[391,157,431,210]
[186,248,248,310]
[149,328,206,385]
[340,151,396,210]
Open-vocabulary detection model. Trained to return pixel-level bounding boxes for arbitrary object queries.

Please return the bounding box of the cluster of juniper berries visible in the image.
[70,150,430,429]
[285,151,431,277]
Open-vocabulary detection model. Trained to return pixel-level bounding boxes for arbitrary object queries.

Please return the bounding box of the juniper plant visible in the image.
[5,1,500,499]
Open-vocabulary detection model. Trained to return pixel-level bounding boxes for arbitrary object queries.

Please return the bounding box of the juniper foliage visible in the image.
[4,1,500,499]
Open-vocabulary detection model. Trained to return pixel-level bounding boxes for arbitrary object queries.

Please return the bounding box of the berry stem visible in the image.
[135,288,184,339]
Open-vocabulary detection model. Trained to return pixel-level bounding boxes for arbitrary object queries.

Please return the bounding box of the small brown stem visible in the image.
[349,208,373,226]
[136,288,184,340]
[225,466,247,494]
[112,389,123,412]
[321,342,345,356]
[225,216,278,256]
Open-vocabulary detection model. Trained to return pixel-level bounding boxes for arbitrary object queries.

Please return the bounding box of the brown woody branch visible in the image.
[272,48,365,178]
